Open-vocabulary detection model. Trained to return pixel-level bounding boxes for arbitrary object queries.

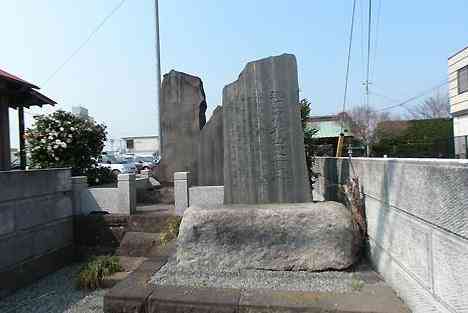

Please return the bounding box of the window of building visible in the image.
[458,65,468,94]
[126,139,134,150]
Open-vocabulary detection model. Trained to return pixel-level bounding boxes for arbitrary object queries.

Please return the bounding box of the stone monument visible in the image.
[175,54,360,272]
[158,70,207,184]
[223,54,311,204]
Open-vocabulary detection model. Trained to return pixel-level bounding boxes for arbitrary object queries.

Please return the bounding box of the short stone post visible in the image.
[118,174,136,215]
[71,176,88,215]
[174,172,190,216]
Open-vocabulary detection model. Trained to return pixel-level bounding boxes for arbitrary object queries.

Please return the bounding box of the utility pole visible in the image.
[364,0,372,108]
[154,0,162,156]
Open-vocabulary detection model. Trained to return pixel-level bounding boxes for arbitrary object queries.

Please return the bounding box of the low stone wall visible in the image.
[73,174,136,215]
[174,172,224,216]
[313,157,468,313]
[189,186,224,208]
[0,169,74,298]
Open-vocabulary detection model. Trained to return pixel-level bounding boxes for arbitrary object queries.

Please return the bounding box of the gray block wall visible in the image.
[0,169,74,298]
[197,106,224,186]
[223,54,311,204]
[313,157,468,313]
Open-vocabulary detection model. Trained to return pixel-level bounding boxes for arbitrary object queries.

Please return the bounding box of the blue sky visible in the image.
[2,0,468,148]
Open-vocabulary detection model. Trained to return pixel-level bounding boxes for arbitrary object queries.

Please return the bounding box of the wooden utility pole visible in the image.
[18,107,26,169]
[336,133,345,158]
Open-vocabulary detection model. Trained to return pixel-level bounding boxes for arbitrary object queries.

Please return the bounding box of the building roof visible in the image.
[0,68,56,108]
[121,135,159,140]
[448,45,468,60]
[306,113,352,138]
[0,68,39,89]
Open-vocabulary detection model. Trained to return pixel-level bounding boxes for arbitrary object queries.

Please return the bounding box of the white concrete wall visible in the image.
[174,171,224,216]
[73,174,136,215]
[313,157,468,313]
[125,137,159,155]
[189,186,224,207]
[454,114,468,137]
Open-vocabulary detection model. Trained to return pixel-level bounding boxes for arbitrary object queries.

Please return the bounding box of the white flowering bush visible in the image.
[26,110,107,177]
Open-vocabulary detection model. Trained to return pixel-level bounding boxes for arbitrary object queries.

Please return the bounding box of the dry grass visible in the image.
[159,216,182,246]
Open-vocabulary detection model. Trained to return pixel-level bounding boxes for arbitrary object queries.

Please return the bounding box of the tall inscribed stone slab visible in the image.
[159,70,207,184]
[223,54,311,204]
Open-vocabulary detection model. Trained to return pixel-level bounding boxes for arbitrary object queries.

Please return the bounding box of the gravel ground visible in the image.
[0,263,105,313]
[151,258,383,293]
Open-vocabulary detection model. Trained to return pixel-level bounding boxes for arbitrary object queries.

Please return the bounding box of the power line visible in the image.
[340,0,358,130]
[374,79,453,113]
[42,0,127,86]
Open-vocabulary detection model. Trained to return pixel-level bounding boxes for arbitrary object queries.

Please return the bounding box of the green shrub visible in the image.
[26,110,107,176]
[77,256,122,290]
[86,166,116,186]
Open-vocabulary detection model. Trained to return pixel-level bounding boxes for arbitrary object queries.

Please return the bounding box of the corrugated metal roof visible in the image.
[307,119,353,138]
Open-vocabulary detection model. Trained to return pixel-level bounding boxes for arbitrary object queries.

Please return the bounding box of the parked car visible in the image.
[134,156,158,171]
[10,159,20,170]
[98,155,137,176]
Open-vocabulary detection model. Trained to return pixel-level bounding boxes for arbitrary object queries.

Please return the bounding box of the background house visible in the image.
[306,114,358,156]
[449,45,468,158]
[121,135,160,157]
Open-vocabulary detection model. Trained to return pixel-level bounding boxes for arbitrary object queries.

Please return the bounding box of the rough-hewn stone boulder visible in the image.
[176,201,360,272]
[158,70,207,184]
[223,54,311,204]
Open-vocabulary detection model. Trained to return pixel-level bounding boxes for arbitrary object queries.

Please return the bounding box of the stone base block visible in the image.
[176,201,360,272]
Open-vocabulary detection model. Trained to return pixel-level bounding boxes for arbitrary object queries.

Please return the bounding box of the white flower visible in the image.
[68,134,73,138]
[41,138,46,143]
[55,157,59,161]
[70,127,75,131]
[66,139,72,143]
[95,178,99,183]
[55,139,61,145]
[47,146,52,151]
[60,127,64,131]
[53,145,58,149]
[48,135,54,140]
[67,121,72,125]
[61,142,67,148]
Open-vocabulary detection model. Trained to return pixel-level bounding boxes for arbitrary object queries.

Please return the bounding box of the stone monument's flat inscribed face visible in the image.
[223,54,311,204]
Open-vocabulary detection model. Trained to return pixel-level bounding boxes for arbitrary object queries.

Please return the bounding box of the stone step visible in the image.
[116,232,162,257]
[116,232,177,259]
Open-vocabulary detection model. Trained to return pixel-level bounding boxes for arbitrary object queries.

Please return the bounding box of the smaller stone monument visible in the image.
[157,70,207,185]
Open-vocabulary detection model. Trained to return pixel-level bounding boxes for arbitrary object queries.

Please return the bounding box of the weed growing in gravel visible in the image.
[351,275,365,291]
[77,256,122,290]
[160,216,182,246]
